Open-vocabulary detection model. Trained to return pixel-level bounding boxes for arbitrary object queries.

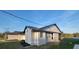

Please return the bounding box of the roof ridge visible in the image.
[40,23,56,29]
[40,23,62,33]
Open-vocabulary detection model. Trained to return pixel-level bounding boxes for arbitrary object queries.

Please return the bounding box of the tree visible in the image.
[63,33,73,38]
[73,33,79,37]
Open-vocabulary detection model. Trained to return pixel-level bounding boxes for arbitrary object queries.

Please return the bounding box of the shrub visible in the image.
[20,40,30,47]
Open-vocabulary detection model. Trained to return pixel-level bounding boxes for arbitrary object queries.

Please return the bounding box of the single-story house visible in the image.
[24,24,62,45]
[6,31,25,40]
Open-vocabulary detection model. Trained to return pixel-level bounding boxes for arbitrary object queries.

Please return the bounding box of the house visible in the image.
[24,24,62,45]
[6,31,25,40]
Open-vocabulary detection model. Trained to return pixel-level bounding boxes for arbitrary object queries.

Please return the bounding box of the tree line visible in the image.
[62,33,79,38]
[0,33,5,40]
[0,32,79,40]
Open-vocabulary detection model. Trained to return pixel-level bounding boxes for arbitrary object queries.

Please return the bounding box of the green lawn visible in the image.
[0,40,22,49]
[0,38,79,49]
[27,38,79,49]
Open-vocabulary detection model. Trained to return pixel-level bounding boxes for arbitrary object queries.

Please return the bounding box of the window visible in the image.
[40,32,43,38]
[52,34,53,39]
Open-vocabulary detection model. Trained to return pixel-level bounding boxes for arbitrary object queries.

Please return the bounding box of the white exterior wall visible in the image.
[25,25,61,45]
[43,26,61,33]
[38,32,47,45]
[25,29,47,45]
[47,33,60,42]
[32,32,47,45]
[25,28,33,45]
[47,34,53,42]
[7,34,25,40]
[42,26,61,43]
[53,33,60,42]
[32,32,39,45]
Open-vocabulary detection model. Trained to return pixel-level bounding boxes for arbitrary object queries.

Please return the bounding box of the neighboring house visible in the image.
[24,24,62,45]
[6,31,25,40]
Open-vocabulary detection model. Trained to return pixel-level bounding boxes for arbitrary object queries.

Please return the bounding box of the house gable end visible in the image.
[40,24,62,33]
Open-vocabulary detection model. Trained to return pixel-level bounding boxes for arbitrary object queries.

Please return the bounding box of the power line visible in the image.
[0,10,42,25]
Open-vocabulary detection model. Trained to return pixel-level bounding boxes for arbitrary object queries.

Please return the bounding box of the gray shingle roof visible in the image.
[24,24,62,33]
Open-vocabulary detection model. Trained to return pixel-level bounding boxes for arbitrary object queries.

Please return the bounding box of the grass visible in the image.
[0,40,22,49]
[27,38,79,49]
[0,38,79,49]
[60,38,79,49]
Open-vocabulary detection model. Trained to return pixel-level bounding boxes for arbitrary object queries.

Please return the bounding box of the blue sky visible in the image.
[0,10,79,33]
